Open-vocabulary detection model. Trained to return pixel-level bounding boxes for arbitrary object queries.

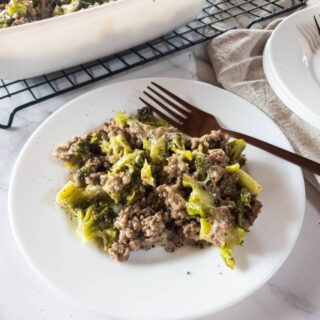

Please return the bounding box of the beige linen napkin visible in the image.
[207,19,320,192]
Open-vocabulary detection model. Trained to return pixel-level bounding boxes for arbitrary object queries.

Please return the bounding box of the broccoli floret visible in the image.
[225,163,240,173]
[0,11,12,28]
[235,190,254,228]
[137,106,167,127]
[62,139,96,169]
[7,0,30,17]
[182,174,214,218]
[143,138,151,152]
[225,161,262,195]
[76,163,95,181]
[240,190,253,206]
[199,217,212,240]
[198,208,246,269]
[100,133,131,164]
[237,169,262,194]
[114,111,130,128]
[227,139,246,164]
[219,227,246,269]
[103,150,145,203]
[140,159,154,186]
[125,184,145,204]
[56,182,96,208]
[168,134,192,161]
[150,135,167,163]
[57,182,117,250]
[111,149,144,174]
[53,0,81,15]
[137,106,153,123]
[75,201,118,250]
[194,151,211,181]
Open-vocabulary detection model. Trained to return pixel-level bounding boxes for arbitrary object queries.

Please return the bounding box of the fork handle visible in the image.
[224,129,320,176]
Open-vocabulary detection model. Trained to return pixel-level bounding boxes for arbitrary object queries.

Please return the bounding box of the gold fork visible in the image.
[139,81,320,175]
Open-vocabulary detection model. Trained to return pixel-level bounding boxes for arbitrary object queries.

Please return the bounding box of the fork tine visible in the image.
[151,82,196,112]
[314,15,320,35]
[146,86,191,116]
[143,90,186,122]
[139,97,183,129]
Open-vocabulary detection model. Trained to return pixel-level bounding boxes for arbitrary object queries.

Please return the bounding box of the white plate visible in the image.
[263,6,320,129]
[0,0,205,79]
[9,78,305,320]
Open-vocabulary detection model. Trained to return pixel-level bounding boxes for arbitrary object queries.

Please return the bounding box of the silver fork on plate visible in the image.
[139,82,320,175]
[298,15,320,54]
[314,14,320,36]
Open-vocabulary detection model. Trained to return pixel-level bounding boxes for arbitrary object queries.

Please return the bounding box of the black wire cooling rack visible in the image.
[0,0,305,129]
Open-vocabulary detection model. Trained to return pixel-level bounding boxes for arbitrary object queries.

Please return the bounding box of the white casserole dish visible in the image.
[0,0,206,80]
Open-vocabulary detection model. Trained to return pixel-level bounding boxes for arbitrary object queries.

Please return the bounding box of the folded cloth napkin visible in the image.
[207,18,320,192]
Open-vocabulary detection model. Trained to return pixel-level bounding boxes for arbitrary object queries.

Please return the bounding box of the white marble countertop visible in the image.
[0,46,319,320]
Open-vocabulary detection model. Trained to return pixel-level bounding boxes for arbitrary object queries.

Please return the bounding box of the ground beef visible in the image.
[208,165,225,184]
[11,17,30,26]
[191,130,228,151]
[208,206,236,247]
[207,149,230,166]
[85,172,103,185]
[163,154,189,183]
[53,136,79,162]
[219,173,240,197]
[182,222,200,241]
[241,199,263,231]
[108,195,170,261]
[156,184,189,223]
[104,121,122,137]
[103,171,132,194]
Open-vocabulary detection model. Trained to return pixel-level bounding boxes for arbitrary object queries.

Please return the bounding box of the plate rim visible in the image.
[264,6,320,129]
[8,77,306,320]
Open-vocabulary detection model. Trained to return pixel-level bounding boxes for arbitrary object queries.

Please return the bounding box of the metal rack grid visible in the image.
[0,0,305,129]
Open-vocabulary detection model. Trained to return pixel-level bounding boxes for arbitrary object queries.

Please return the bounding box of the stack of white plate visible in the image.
[263,6,320,130]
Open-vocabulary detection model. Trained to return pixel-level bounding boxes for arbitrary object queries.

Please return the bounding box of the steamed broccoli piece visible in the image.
[225,163,240,173]
[168,134,192,161]
[100,133,131,164]
[227,139,246,163]
[199,213,246,269]
[76,163,95,181]
[0,11,12,28]
[56,182,96,208]
[111,149,144,174]
[237,169,262,194]
[125,184,145,204]
[240,190,254,206]
[7,0,29,16]
[194,150,211,181]
[219,227,246,269]
[141,159,154,186]
[199,217,212,240]
[225,161,262,195]
[53,0,81,15]
[137,106,167,127]
[57,181,117,250]
[183,174,214,218]
[219,247,235,269]
[63,139,95,169]
[236,190,254,228]
[103,150,145,203]
[114,111,130,128]
[75,201,118,250]
[143,138,151,152]
[150,135,167,163]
